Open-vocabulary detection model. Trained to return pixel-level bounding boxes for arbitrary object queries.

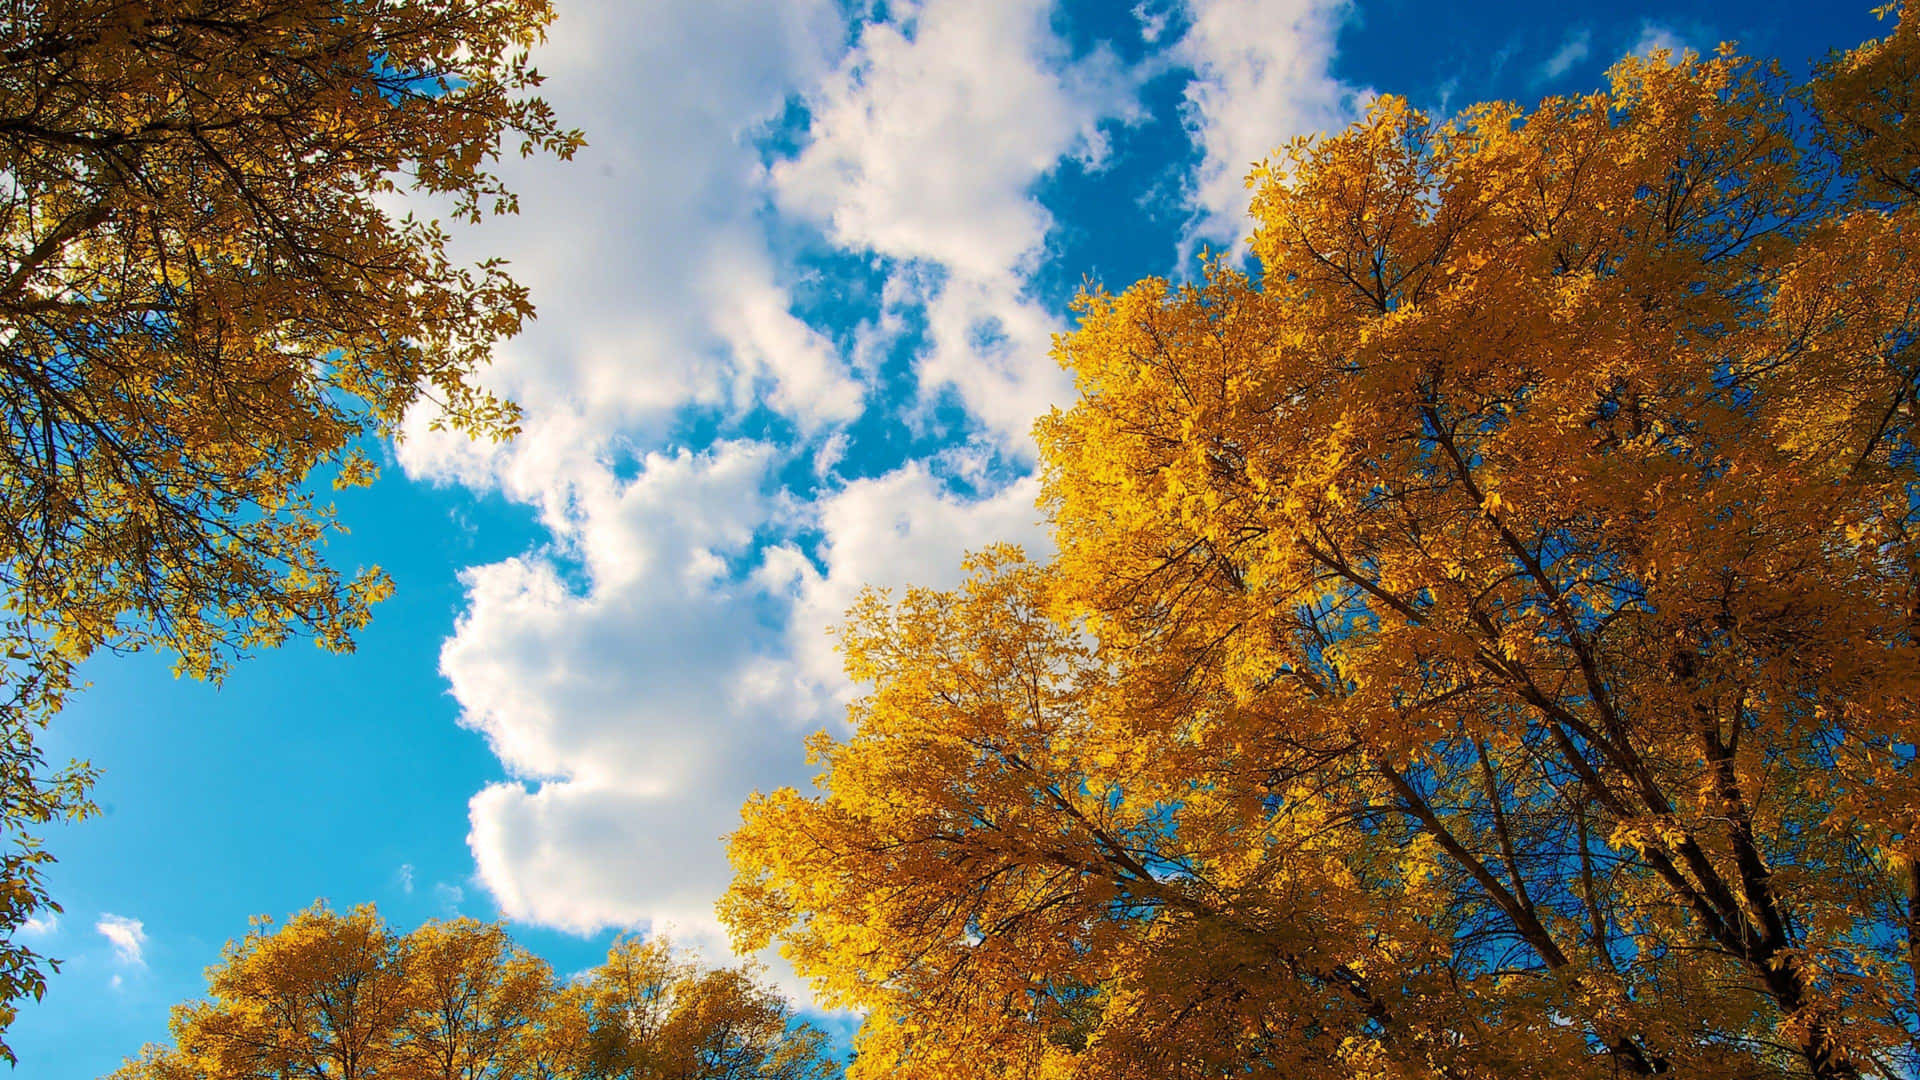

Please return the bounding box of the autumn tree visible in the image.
[397,920,553,1080]
[559,937,838,1080]
[110,904,838,1080]
[0,0,581,1052]
[165,904,415,1080]
[725,13,1920,1080]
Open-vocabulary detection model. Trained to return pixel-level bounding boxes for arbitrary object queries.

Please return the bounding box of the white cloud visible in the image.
[442,443,790,791]
[394,0,851,490]
[448,436,1047,960]
[761,462,1053,701]
[441,440,820,953]
[1135,0,1175,45]
[706,253,865,430]
[777,0,1128,280]
[1631,21,1692,61]
[1174,0,1370,253]
[19,913,57,938]
[393,1,880,974]
[903,269,1073,447]
[773,0,1139,447]
[397,863,415,895]
[469,781,756,947]
[1539,29,1591,81]
[96,914,146,967]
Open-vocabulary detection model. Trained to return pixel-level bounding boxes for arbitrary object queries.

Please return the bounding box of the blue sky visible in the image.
[16,0,1887,1074]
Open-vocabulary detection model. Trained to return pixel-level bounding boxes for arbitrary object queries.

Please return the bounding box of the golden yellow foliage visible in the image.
[108,903,838,1080]
[726,11,1920,1080]
[563,937,838,1080]
[0,0,580,1053]
[1,0,580,677]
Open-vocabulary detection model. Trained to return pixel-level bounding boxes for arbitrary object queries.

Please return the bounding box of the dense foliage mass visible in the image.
[111,904,837,1080]
[0,0,579,1050]
[725,13,1920,1080]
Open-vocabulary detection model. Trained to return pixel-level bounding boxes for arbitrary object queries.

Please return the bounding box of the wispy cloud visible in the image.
[1134,0,1174,44]
[1538,29,1590,81]
[396,863,415,895]
[96,914,146,967]
[1175,0,1370,255]
[1632,21,1691,60]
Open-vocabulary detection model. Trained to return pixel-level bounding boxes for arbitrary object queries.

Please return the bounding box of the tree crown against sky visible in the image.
[109,903,840,1080]
[0,0,579,1061]
[725,10,1920,1080]
[0,0,581,683]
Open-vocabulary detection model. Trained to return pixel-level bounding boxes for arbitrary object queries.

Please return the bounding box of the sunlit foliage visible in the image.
[726,11,1920,1079]
[0,0,580,1052]
[109,903,837,1080]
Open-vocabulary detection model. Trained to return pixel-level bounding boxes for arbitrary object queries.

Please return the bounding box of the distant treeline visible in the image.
[109,904,837,1080]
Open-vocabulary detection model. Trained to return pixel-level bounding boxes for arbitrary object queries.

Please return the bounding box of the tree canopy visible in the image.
[724,13,1920,1080]
[0,0,579,1056]
[110,903,839,1080]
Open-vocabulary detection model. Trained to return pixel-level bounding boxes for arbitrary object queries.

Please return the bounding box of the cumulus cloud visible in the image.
[708,254,865,431]
[469,780,768,946]
[1174,0,1370,253]
[439,440,815,952]
[762,462,1053,701]
[777,0,1129,279]
[443,443,790,792]
[20,913,57,938]
[394,0,851,489]
[401,1,881,967]
[447,440,1050,956]
[774,0,1141,446]
[96,914,146,967]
